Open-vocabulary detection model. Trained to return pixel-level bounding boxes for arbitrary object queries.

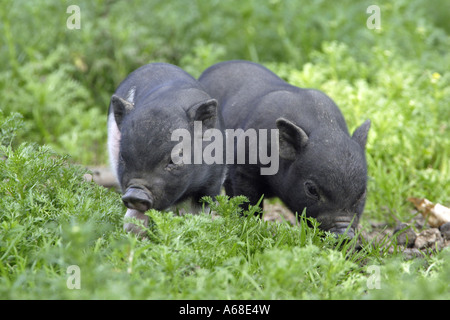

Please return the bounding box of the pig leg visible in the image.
[197,177,229,214]
[171,192,216,216]
[170,199,198,215]
[227,166,265,216]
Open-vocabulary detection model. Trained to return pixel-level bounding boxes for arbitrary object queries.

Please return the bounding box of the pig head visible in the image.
[276,118,371,238]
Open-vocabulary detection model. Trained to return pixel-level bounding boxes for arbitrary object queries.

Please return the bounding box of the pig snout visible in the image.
[317,215,357,239]
[328,225,355,239]
[122,187,153,212]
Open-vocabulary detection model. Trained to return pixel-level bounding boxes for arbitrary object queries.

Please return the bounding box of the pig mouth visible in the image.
[124,208,149,236]
[316,216,358,239]
[328,225,355,239]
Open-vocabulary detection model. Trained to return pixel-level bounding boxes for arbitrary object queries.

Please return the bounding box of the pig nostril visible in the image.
[121,188,153,212]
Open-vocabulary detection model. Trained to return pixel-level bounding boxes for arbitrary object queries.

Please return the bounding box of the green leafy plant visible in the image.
[0,0,449,300]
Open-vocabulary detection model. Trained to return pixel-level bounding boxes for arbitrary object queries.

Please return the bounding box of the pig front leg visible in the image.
[227,165,265,216]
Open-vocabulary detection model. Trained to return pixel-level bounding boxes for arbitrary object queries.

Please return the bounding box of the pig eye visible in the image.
[304,181,320,200]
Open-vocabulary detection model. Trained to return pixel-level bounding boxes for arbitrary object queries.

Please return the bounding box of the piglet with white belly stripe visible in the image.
[107,63,226,235]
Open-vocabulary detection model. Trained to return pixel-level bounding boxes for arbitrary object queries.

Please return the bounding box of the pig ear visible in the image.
[352,119,371,149]
[110,94,134,130]
[276,118,309,161]
[187,99,218,129]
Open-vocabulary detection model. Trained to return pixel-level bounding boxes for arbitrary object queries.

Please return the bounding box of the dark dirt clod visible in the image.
[393,223,416,248]
[439,222,450,240]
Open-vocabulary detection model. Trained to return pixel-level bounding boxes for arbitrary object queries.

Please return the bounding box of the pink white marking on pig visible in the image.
[107,86,136,186]
[107,112,121,184]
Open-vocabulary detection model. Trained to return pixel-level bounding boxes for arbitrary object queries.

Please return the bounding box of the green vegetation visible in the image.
[0,0,449,299]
